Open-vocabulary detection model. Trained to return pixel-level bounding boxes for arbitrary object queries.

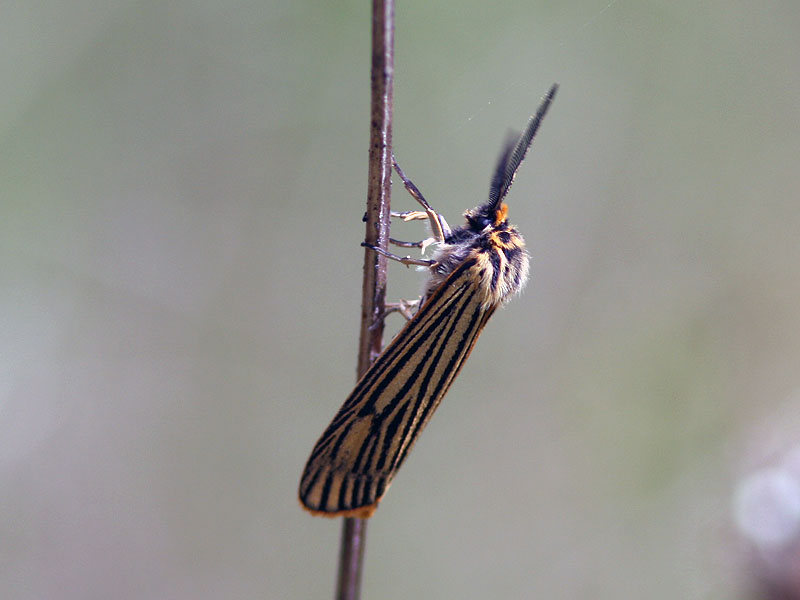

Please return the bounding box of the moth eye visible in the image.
[470,215,492,229]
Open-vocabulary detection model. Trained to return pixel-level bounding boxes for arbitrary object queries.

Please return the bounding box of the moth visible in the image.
[299,84,558,518]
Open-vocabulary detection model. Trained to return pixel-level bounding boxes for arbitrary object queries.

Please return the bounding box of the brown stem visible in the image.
[334,0,394,599]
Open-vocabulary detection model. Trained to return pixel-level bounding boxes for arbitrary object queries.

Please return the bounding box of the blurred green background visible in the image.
[3,1,800,598]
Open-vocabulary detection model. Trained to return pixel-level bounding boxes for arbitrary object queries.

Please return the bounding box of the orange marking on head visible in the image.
[494,203,509,226]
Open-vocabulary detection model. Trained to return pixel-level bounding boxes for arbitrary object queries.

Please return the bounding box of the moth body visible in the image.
[424,202,529,310]
[299,84,557,518]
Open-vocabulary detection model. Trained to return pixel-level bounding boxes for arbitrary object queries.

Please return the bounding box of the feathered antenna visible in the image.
[487,83,558,210]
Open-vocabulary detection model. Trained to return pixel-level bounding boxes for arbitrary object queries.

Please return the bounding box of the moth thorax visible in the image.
[473,230,529,309]
[422,240,477,300]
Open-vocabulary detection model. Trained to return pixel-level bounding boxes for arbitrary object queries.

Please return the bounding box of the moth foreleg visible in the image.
[390,210,429,221]
[391,155,450,242]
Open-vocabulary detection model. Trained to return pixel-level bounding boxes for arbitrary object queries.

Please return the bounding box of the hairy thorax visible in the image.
[424,203,529,310]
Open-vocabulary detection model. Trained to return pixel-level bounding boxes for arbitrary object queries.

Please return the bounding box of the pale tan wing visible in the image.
[299,257,496,517]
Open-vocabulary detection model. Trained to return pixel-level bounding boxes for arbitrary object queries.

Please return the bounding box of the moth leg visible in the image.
[384,298,420,321]
[361,242,436,267]
[392,155,451,242]
[390,210,428,221]
[390,236,439,257]
[366,298,420,331]
[364,210,430,223]
[389,237,424,248]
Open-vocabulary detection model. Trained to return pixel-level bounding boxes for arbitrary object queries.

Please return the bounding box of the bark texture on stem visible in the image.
[357,0,394,374]
[335,1,394,599]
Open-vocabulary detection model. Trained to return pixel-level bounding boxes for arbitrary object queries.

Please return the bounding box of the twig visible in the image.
[334,0,394,599]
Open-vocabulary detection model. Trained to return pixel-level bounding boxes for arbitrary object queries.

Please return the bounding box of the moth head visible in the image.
[463,201,509,232]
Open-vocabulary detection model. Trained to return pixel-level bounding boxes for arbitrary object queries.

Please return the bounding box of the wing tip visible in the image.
[298,495,378,519]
